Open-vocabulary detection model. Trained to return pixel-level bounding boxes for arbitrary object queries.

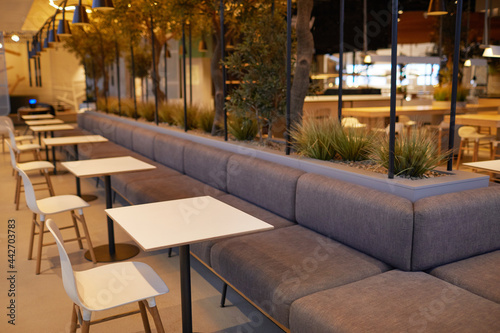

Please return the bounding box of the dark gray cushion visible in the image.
[413,187,500,271]
[153,133,188,173]
[183,144,231,191]
[81,112,95,131]
[114,121,135,150]
[296,173,414,271]
[190,194,295,266]
[226,154,304,221]
[430,250,500,304]
[289,270,500,333]
[125,175,224,205]
[132,127,156,160]
[91,117,116,141]
[77,141,131,160]
[211,225,390,327]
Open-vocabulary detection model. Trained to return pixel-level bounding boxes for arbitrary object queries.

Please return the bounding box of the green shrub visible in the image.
[107,97,119,115]
[171,103,198,130]
[158,102,174,124]
[370,129,449,178]
[433,85,468,102]
[196,107,215,133]
[137,102,155,122]
[228,116,258,141]
[334,127,374,161]
[121,99,137,118]
[290,117,339,161]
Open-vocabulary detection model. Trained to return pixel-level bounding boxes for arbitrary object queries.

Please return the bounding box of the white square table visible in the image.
[463,160,500,173]
[25,119,64,126]
[105,196,274,333]
[43,135,109,199]
[61,156,156,262]
[29,124,75,168]
[22,114,54,120]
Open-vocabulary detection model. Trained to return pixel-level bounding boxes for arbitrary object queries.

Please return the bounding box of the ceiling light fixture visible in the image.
[73,0,90,26]
[483,45,500,58]
[92,0,115,11]
[11,35,20,42]
[427,0,447,16]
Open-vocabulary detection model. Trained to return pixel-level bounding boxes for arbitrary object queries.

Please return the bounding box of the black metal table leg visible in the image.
[180,245,193,333]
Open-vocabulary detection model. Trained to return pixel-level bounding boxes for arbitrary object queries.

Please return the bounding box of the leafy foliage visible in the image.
[228,116,259,141]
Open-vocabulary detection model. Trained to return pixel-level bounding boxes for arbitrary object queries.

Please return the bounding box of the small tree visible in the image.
[224,9,289,143]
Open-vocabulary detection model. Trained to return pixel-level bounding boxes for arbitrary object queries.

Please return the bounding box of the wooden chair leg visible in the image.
[44,171,55,196]
[138,301,152,333]
[473,141,479,162]
[81,320,90,333]
[76,213,96,264]
[456,140,464,170]
[70,304,78,333]
[145,302,165,333]
[70,211,84,250]
[15,174,21,210]
[28,213,37,260]
[36,218,45,275]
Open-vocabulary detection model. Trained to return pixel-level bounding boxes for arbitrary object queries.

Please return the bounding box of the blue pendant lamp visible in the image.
[57,1,72,37]
[92,0,114,11]
[48,18,60,46]
[73,0,90,26]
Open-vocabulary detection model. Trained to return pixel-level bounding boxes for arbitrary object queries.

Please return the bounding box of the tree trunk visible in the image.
[290,0,314,125]
[151,33,166,103]
[210,30,225,136]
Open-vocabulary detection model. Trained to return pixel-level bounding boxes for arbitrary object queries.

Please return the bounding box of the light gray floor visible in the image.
[0,147,284,333]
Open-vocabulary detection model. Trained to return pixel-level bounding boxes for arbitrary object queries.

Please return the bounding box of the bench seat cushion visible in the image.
[190,193,295,266]
[124,175,224,205]
[211,225,390,328]
[289,270,500,333]
[429,250,500,304]
[77,141,132,160]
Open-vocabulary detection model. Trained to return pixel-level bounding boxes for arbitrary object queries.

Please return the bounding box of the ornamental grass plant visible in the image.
[290,117,339,161]
[228,116,259,141]
[196,106,215,133]
[333,126,374,161]
[370,128,449,178]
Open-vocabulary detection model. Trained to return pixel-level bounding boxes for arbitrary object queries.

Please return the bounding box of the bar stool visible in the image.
[341,117,367,129]
[0,116,34,153]
[455,126,494,169]
[6,141,55,210]
[16,168,97,274]
[46,219,168,333]
[492,141,500,160]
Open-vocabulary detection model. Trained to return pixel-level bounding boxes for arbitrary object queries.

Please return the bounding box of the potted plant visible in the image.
[432,85,468,108]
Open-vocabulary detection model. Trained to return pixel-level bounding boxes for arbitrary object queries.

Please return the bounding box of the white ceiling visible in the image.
[0,0,36,32]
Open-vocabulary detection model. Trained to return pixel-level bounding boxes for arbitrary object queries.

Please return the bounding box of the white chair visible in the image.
[6,126,41,163]
[17,168,97,274]
[455,126,494,169]
[0,116,34,153]
[341,117,367,129]
[6,141,55,210]
[46,219,169,333]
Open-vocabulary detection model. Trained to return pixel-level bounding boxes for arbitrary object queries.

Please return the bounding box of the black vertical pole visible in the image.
[37,57,42,87]
[83,63,89,110]
[447,0,463,171]
[388,0,399,179]
[182,23,188,132]
[164,43,168,101]
[151,14,158,125]
[220,0,227,141]
[338,0,344,120]
[34,53,39,87]
[115,40,121,116]
[92,59,98,112]
[27,42,32,87]
[189,22,193,106]
[285,0,292,155]
[130,41,137,118]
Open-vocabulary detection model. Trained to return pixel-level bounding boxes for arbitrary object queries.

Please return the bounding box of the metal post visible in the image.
[37,57,42,87]
[130,41,137,118]
[447,0,463,171]
[182,23,188,132]
[164,43,168,101]
[27,42,32,87]
[115,40,121,116]
[220,0,227,141]
[179,245,192,333]
[83,63,89,110]
[338,0,344,120]
[189,22,192,106]
[285,0,292,155]
[388,0,399,179]
[151,13,158,125]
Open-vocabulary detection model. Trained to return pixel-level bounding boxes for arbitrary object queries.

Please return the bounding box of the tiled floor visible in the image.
[0,143,284,332]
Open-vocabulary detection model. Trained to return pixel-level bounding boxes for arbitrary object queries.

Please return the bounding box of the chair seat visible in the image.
[461,133,494,141]
[37,195,89,214]
[18,160,54,172]
[75,261,169,312]
[17,143,41,151]
[15,135,34,142]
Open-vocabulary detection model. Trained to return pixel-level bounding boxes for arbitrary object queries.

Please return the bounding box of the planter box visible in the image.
[90,111,491,202]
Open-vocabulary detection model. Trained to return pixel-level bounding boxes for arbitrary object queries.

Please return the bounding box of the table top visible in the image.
[22,114,54,120]
[463,160,500,173]
[18,106,51,112]
[29,124,74,132]
[61,156,156,178]
[305,95,402,102]
[105,196,274,251]
[342,104,498,118]
[25,119,64,126]
[445,113,500,128]
[42,135,108,147]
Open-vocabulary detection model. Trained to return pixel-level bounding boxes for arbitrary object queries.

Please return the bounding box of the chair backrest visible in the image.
[458,126,478,138]
[46,219,84,308]
[5,141,17,169]
[5,126,19,151]
[16,168,42,215]
[0,116,14,134]
[341,117,361,128]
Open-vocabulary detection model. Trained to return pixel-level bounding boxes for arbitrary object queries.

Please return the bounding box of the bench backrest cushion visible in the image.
[184,144,231,191]
[413,186,500,271]
[113,121,135,150]
[154,134,188,173]
[91,116,116,142]
[226,154,304,221]
[295,173,414,271]
[132,127,156,160]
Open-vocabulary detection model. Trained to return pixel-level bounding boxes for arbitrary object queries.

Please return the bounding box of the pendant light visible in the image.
[92,0,114,12]
[57,2,72,37]
[427,0,447,16]
[48,18,60,46]
[73,0,90,26]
